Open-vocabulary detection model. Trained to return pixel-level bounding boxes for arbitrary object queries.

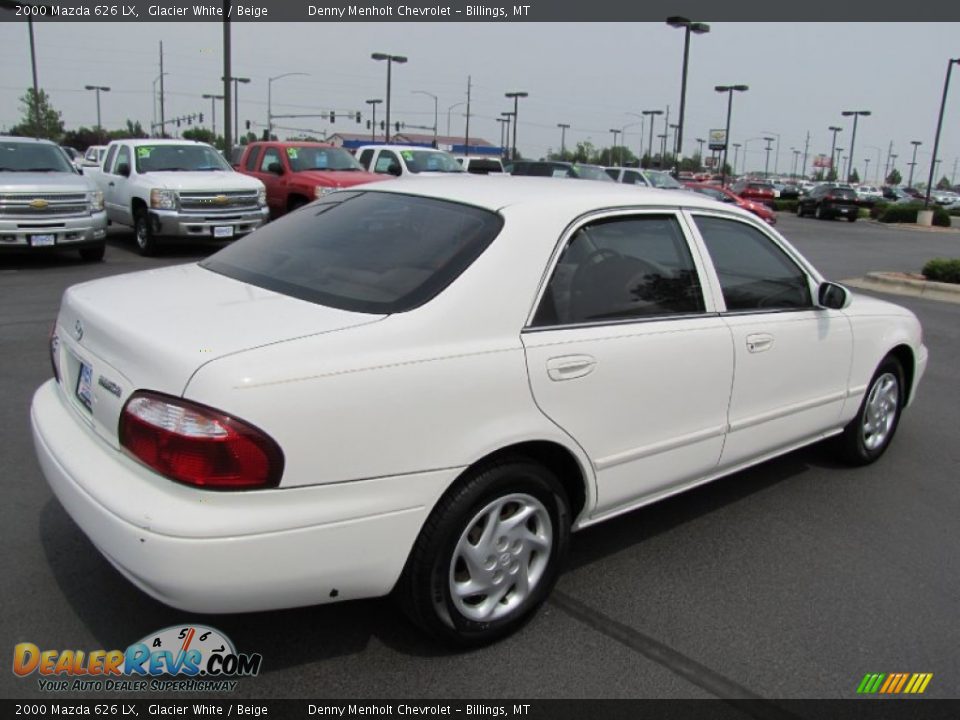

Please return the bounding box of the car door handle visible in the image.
[746,333,774,353]
[546,354,596,381]
[108,182,115,187]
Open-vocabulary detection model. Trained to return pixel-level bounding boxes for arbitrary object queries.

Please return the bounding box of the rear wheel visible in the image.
[796,203,805,217]
[397,458,571,646]
[837,356,905,465]
[78,243,105,262]
[815,204,826,220]
[847,215,857,223]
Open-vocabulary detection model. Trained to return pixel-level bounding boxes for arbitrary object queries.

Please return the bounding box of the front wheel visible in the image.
[847,215,857,223]
[837,356,905,465]
[134,208,157,256]
[796,203,805,217]
[815,204,826,220]
[397,459,571,646]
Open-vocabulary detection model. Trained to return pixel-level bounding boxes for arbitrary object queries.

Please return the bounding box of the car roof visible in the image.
[107,139,210,147]
[357,175,740,215]
[254,141,336,148]
[0,135,57,145]
[355,144,449,152]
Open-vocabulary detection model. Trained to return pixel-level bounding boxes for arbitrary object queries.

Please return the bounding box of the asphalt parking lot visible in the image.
[1,215,958,700]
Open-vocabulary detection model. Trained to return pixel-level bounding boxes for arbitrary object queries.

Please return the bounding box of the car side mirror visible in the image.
[116,162,130,178]
[818,281,850,310]
[267,162,284,175]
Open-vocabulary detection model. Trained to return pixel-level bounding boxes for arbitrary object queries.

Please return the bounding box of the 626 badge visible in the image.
[128,625,262,677]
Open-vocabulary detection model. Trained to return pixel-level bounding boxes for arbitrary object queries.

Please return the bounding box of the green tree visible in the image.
[182,127,223,150]
[108,119,148,140]
[9,88,64,141]
[848,168,860,183]
[936,175,952,190]
[570,141,597,164]
[826,167,837,181]
[885,168,902,185]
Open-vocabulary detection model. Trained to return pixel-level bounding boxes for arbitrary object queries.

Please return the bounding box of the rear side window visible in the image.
[201,191,504,314]
[532,214,705,326]
[463,159,503,175]
[244,146,261,171]
[694,216,812,311]
[357,149,374,170]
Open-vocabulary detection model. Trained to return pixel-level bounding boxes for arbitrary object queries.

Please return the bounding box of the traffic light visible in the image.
[245,120,251,130]
[176,119,181,128]
[262,129,269,140]
[395,121,400,132]
[366,120,371,129]
[199,113,204,124]
[355,111,361,123]
[329,112,335,123]
[380,121,385,130]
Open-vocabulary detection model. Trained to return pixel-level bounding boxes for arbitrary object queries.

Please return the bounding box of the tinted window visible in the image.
[114,145,130,174]
[0,141,75,173]
[357,149,374,170]
[244,146,261,171]
[463,159,503,175]
[201,191,504,314]
[604,168,620,180]
[694,216,812,311]
[532,215,705,327]
[374,151,400,174]
[104,145,118,173]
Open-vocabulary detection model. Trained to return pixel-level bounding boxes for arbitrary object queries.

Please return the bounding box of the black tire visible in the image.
[78,243,105,262]
[134,208,158,256]
[837,356,905,466]
[796,203,805,217]
[397,458,571,647]
[815,204,827,220]
[288,197,308,213]
[847,215,857,223]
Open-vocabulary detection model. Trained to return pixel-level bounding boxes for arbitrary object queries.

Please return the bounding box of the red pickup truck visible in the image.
[236,141,384,218]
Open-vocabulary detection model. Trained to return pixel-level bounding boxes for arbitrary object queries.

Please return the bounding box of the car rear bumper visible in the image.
[31,379,456,613]
[0,211,107,249]
[149,207,269,240]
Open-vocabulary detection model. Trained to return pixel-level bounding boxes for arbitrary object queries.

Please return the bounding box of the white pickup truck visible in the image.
[88,139,268,255]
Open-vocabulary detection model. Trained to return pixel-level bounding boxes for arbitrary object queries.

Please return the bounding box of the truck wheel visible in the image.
[134,209,157,256]
[78,243,105,262]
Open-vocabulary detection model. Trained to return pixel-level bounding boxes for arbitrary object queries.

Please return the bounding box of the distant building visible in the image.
[327,131,502,156]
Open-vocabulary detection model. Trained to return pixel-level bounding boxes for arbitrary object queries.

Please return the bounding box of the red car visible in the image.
[684,182,777,225]
[729,179,777,207]
[237,141,384,218]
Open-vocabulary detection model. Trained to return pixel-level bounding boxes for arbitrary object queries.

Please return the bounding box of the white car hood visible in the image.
[59,263,384,396]
[144,170,264,192]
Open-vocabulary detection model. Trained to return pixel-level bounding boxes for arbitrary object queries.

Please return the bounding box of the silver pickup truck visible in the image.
[0,136,108,261]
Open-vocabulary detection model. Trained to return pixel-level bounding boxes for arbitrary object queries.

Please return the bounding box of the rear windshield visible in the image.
[571,165,615,182]
[201,191,503,314]
[286,146,362,172]
[828,187,857,200]
[464,159,503,175]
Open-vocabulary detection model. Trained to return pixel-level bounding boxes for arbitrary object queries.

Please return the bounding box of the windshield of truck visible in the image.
[571,164,615,181]
[285,146,363,172]
[135,144,231,173]
[0,141,76,173]
[646,171,683,189]
[400,150,465,174]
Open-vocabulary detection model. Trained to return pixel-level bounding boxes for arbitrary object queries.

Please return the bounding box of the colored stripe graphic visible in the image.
[856,672,932,694]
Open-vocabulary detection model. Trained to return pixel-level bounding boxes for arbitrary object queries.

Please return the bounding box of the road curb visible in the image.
[842,272,960,304]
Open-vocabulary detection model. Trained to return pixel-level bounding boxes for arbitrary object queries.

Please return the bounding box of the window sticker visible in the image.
[401,151,414,161]
[136,147,152,158]
[286,147,299,159]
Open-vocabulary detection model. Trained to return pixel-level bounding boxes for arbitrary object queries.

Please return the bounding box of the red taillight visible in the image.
[119,391,284,490]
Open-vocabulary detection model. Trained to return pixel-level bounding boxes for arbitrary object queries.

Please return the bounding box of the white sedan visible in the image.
[31,178,927,645]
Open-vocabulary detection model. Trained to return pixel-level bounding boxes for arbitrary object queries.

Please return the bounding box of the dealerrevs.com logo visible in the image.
[13,625,263,692]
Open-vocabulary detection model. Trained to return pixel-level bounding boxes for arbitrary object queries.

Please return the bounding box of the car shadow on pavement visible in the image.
[565,439,845,573]
[38,500,455,666]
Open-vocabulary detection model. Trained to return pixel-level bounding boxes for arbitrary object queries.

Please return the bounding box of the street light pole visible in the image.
[908,140,922,188]
[366,99,382,142]
[505,91,528,161]
[371,53,408,144]
[267,72,309,139]
[641,110,663,168]
[828,125,843,179]
[412,90,438,147]
[557,123,570,157]
[924,58,960,207]
[202,93,224,137]
[84,85,110,138]
[715,84,748,187]
[841,109,871,182]
[762,137,775,177]
[501,112,514,160]
[732,143,741,175]
[609,128,621,166]
[761,129,781,176]
[666,17,710,173]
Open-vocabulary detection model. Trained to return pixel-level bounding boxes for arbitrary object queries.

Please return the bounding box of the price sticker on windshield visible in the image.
[286,148,299,159]
[136,147,152,158]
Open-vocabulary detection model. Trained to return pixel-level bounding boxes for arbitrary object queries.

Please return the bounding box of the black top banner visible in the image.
[1,0,959,22]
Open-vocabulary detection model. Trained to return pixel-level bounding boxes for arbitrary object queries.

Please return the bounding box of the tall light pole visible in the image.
[222,75,250,144]
[924,58,960,207]
[412,90,438,147]
[557,123,570,157]
[267,72,308,139]
[626,112,646,165]
[371,53,408,144]
[84,85,110,138]
[497,118,509,157]
[505,91,528,161]
[609,128,621,166]
[791,148,801,179]
[152,73,169,137]
[1,0,43,137]
[366,99,382,141]
[864,145,883,184]
[761,129,781,176]
[907,141,922,188]
[828,125,843,179]
[888,154,898,183]
[500,112,514,160]
[446,102,465,136]
[716,84,748,187]
[657,133,668,162]
[841,109,871,182]
[202,93,224,137]
[642,109,663,168]
[666,16,710,172]
[762,136,775,177]
[732,143,741,175]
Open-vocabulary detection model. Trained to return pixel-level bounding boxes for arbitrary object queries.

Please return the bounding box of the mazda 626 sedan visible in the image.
[32,177,927,645]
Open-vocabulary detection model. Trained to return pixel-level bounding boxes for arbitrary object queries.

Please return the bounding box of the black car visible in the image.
[507,160,613,181]
[796,184,860,222]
